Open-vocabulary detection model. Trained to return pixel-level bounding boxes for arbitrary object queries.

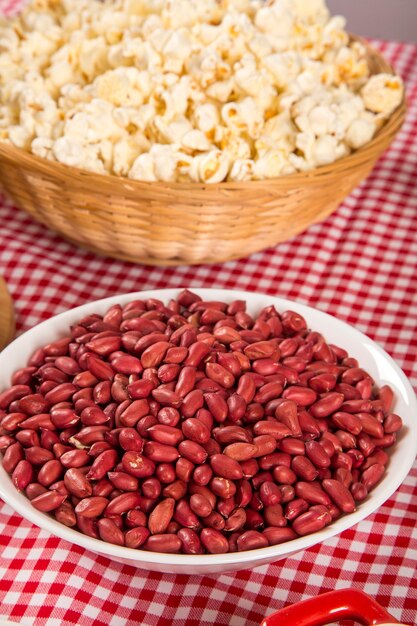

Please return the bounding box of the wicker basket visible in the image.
[0,39,406,266]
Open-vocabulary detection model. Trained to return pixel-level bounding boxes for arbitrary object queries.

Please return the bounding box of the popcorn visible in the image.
[311,134,340,166]
[189,150,230,183]
[78,37,109,82]
[181,129,212,152]
[193,103,219,134]
[361,74,404,117]
[31,136,54,160]
[52,137,107,173]
[221,97,264,139]
[152,116,193,145]
[129,152,158,182]
[256,113,297,155]
[253,149,295,179]
[293,0,329,23]
[254,4,293,40]
[152,144,193,182]
[217,128,252,161]
[264,52,302,89]
[330,43,369,88]
[64,100,124,143]
[229,159,255,181]
[303,104,338,135]
[90,68,151,107]
[8,124,34,150]
[129,144,193,182]
[322,16,348,52]
[234,55,276,110]
[0,0,404,182]
[205,79,235,103]
[162,29,193,74]
[345,114,376,150]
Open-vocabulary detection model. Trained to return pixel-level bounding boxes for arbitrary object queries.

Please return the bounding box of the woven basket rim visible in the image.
[0,37,406,193]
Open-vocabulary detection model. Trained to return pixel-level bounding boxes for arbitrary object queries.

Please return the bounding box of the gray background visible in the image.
[327,0,417,42]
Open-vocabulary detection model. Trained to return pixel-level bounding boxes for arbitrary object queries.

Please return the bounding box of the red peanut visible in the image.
[280,438,305,456]
[190,493,213,518]
[285,498,309,521]
[331,412,363,435]
[31,490,67,512]
[64,468,93,498]
[360,463,385,489]
[181,389,204,418]
[86,449,118,480]
[122,451,155,477]
[253,435,277,457]
[178,440,207,464]
[282,386,317,406]
[237,530,269,551]
[148,498,175,534]
[125,526,150,548]
[263,504,286,527]
[272,466,297,484]
[97,518,124,545]
[236,374,256,404]
[125,509,147,528]
[12,460,34,491]
[227,393,247,422]
[384,413,403,434]
[105,492,141,517]
[25,446,54,466]
[292,506,331,536]
[310,393,344,418]
[264,526,297,545]
[259,481,281,506]
[210,477,236,499]
[75,496,108,518]
[162,480,187,500]
[274,399,301,437]
[213,425,252,445]
[305,440,331,469]
[2,442,24,473]
[144,441,180,463]
[147,425,183,447]
[174,499,200,530]
[177,528,203,554]
[55,502,77,527]
[175,457,194,482]
[142,477,162,499]
[38,460,63,487]
[204,392,228,423]
[210,454,243,480]
[295,482,331,506]
[322,479,356,513]
[291,456,318,481]
[223,443,257,462]
[182,418,210,444]
[200,528,229,554]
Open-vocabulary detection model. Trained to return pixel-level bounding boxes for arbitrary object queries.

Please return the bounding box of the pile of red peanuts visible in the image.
[0,290,402,554]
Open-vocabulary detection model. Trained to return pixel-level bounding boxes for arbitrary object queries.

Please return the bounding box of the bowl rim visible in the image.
[0,39,406,195]
[0,287,416,568]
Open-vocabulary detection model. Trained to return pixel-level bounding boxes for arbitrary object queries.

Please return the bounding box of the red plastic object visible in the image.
[262,589,402,626]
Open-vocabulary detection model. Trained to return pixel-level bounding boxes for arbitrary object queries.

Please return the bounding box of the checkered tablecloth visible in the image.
[1,1,417,622]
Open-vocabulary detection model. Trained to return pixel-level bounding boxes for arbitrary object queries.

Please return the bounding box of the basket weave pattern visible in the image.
[0,41,406,266]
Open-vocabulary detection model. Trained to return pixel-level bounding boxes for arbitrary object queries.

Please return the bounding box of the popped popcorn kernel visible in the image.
[361,73,404,117]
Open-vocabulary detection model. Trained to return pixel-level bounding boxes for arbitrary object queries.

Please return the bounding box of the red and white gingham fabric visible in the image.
[1,1,417,623]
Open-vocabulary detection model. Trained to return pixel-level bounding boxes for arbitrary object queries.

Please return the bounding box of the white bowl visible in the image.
[0,289,416,575]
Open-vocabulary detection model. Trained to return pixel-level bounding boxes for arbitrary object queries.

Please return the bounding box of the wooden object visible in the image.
[0,277,15,350]
[0,40,406,266]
